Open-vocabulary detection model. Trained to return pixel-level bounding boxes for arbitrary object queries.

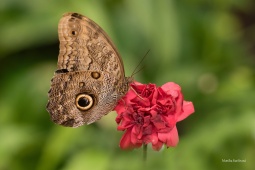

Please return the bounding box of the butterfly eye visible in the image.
[75,94,93,111]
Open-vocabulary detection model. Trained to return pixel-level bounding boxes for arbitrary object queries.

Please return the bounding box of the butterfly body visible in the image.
[46,13,132,127]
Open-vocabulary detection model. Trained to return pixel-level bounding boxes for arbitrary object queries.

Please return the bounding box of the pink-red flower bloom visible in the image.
[114,81,194,151]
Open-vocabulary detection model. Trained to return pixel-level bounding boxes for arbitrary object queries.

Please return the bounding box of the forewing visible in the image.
[57,12,125,82]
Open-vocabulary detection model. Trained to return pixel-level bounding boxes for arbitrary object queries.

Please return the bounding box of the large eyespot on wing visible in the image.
[46,71,100,127]
[57,12,126,82]
[46,70,120,127]
[75,93,94,111]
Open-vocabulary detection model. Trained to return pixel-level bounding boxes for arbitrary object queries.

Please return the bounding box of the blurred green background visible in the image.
[0,0,254,170]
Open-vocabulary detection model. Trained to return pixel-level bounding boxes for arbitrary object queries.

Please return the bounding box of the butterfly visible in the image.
[46,12,132,127]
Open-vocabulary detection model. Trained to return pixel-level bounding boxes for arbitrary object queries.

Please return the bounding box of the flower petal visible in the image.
[131,125,143,143]
[143,132,158,145]
[158,126,179,147]
[151,114,167,130]
[114,101,126,115]
[119,128,133,149]
[161,82,181,97]
[177,101,195,122]
[152,141,163,151]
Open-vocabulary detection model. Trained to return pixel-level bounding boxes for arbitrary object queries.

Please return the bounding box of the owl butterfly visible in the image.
[46,12,133,127]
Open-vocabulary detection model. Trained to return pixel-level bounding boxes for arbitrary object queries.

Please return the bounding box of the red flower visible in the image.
[114,82,194,151]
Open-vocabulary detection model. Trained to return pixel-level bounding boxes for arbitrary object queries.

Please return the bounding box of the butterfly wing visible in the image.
[47,13,129,127]
[47,71,120,127]
[57,12,125,81]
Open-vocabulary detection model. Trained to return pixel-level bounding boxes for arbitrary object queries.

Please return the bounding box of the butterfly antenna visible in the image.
[131,49,150,77]
[132,65,145,75]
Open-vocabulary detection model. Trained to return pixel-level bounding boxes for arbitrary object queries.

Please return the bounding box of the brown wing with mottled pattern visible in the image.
[57,12,125,82]
[46,12,132,127]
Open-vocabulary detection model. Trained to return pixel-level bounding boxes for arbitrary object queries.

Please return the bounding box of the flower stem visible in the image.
[143,144,147,162]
